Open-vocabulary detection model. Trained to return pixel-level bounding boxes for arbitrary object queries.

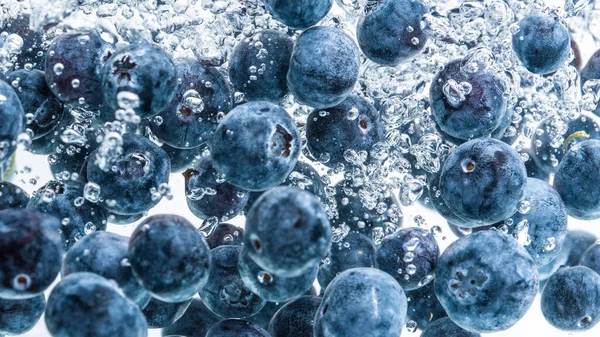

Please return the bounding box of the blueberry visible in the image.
[268,295,321,337]
[377,227,439,291]
[29,108,71,155]
[87,133,170,215]
[581,49,600,114]
[512,14,570,75]
[129,214,211,302]
[162,142,204,173]
[5,69,63,139]
[0,209,62,299]
[1,14,46,69]
[523,148,550,181]
[0,181,29,210]
[209,101,300,191]
[357,0,428,66]
[249,301,285,330]
[245,187,331,276]
[27,180,108,251]
[206,318,271,337]
[262,0,332,29]
[580,243,600,275]
[427,169,478,228]
[430,60,507,140]
[287,26,360,109]
[45,29,114,110]
[541,266,600,331]
[142,297,192,329]
[421,317,481,337]
[107,212,144,225]
[0,79,24,164]
[405,281,448,331]
[200,245,266,318]
[162,298,221,337]
[318,232,377,290]
[229,30,294,103]
[101,41,177,118]
[183,155,249,221]
[45,272,148,337]
[206,223,245,249]
[62,231,151,307]
[439,138,527,226]
[150,58,233,148]
[0,294,45,335]
[434,231,538,333]
[565,230,597,266]
[314,268,407,337]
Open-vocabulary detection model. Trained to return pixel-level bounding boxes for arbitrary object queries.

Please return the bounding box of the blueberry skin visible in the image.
[101,42,177,118]
[62,231,151,307]
[0,294,45,335]
[87,134,170,215]
[6,69,63,139]
[565,231,597,266]
[249,301,285,330]
[162,142,204,173]
[434,231,538,333]
[209,101,300,191]
[421,317,481,337]
[183,155,249,221]
[0,209,62,299]
[162,298,221,337]
[287,27,360,109]
[427,169,479,228]
[268,295,321,337]
[430,60,507,140]
[512,14,570,75]
[405,281,448,331]
[314,268,407,337]
[30,108,71,155]
[542,266,600,331]
[207,223,245,249]
[150,58,233,148]
[377,227,439,291]
[45,272,148,337]
[0,79,24,164]
[129,214,211,303]
[245,187,331,276]
[357,0,428,66]
[262,0,332,29]
[318,232,377,290]
[581,49,600,115]
[238,248,317,303]
[229,30,294,102]
[440,138,527,226]
[206,318,271,337]
[142,297,192,329]
[45,29,114,110]
[306,95,385,167]
[27,180,108,251]
[579,243,600,275]
[0,181,29,210]
[200,245,266,318]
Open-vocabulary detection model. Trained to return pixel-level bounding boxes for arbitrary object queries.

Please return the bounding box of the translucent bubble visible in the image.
[53,63,64,76]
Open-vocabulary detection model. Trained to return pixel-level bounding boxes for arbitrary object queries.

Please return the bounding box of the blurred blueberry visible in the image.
[162,298,221,337]
[579,243,600,275]
[0,294,45,335]
[162,142,204,173]
[581,49,600,115]
[405,281,448,331]
[206,223,245,249]
[206,318,271,337]
[249,301,285,330]
[0,181,29,210]
[268,295,321,337]
[107,212,144,225]
[142,297,192,329]
[262,0,332,29]
[565,231,598,266]
[1,14,46,69]
[421,317,480,337]
[0,79,24,164]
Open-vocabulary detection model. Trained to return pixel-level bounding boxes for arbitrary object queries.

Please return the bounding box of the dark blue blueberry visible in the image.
[29,107,71,155]
[439,138,527,226]
[377,227,439,291]
[306,95,385,167]
[45,272,148,337]
[580,243,600,276]
[1,14,46,69]
[541,266,600,331]
[262,0,332,29]
[27,180,107,251]
[206,223,245,249]
[314,267,407,337]
[245,187,331,276]
[183,155,249,221]
[229,30,294,103]
[0,209,62,299]
[0,79,24,164]
[512,14,570,75]
[581,49,600,115]
[0,181,29,210]
[200,245,266,318]
[209,101,300,191]
[150,58,233,148]
[565,231,598,266]
[6,69,63,139]
[45,29,114,110]
[357,0,428,66]
[405,281,447,331]
[268,295,321,337]
[107,212,144,225]
[142,297,192,329]
[162,298,221,337]
[430,60,507,140]
[87,133,170,215]
[421,317,481,337]
[553,139,600,219]
[287,27,360,109]
[0,294,45,335]
[162,142,204,173]
[434,231,538,333]
[206,318,270,337]
[101,41,177,118]
[129,214,211,302]
[62,231,151,307]
[427,169,479,228]
[249,301,285,330]
[318,232,377,290]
